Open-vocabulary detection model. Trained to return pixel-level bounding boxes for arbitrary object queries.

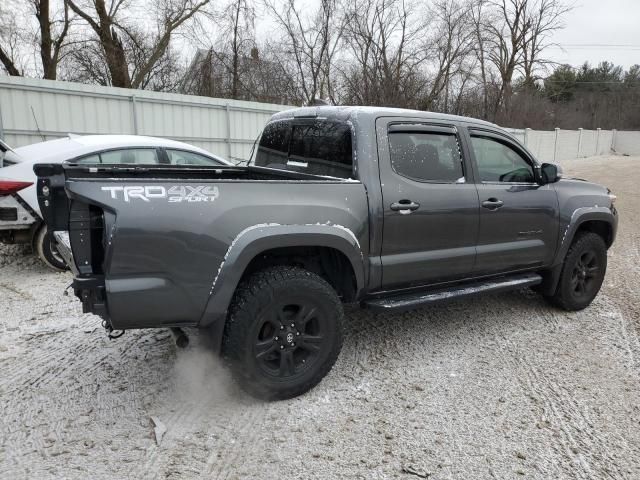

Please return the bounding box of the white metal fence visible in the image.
[1,76,640,163]
[507,127,640,163]
[0,76,288,162]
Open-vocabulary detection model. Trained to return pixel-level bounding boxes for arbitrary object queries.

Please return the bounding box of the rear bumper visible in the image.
[0,195,38,242]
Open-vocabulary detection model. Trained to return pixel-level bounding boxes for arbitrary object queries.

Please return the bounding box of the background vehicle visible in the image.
[35,106,618,399]
[1,135,229,270]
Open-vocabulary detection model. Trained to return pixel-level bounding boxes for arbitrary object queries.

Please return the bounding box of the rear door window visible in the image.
[75,148,159,165]
[254,120,353,179]
[74,154,101,164]
[389,131,464,183]
[166,149,222,166]
[100,148,158,165]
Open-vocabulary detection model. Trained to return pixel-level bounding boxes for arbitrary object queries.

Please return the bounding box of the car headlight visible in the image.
[607,189,617,205]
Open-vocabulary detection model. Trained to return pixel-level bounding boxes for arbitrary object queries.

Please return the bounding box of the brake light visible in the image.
[0,180,33,195]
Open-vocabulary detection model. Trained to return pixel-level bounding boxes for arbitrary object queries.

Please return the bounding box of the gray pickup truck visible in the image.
[34,106,618,399]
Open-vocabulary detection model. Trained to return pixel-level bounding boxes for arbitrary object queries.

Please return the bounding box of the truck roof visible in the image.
[271,105,501,129]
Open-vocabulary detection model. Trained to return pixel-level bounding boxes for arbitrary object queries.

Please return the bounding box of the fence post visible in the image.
[524,128,531,147]
[595,127,601,155]
[131,95,139,134]
[0,100,4,140]
[225,103,232,159]
[577,128,583,158]
[611,129,617,153]
[553,127,560,162]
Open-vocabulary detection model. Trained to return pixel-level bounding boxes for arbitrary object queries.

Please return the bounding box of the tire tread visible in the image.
[222,265,344,400]
[548,231,607,311]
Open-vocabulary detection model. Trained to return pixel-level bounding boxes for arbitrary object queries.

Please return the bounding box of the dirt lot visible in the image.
[1,155,639,479]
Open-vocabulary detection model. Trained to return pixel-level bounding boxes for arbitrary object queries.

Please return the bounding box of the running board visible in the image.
[363,273,542,313]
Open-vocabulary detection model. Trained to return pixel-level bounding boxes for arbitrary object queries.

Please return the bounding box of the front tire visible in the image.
[547,232,607,311]
[35,225,67,271]
[222,266,344,400]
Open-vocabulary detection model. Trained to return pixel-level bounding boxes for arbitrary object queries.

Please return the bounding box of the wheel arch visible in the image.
[574,219,614,248]
[199,223,365,337]
[540,207,616,296]
[555,207,616,266]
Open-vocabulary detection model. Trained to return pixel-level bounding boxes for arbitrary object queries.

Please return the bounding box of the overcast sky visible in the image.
[545,0,639,69]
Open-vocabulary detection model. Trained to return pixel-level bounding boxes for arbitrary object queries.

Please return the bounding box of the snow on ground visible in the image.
[1,155,639,479]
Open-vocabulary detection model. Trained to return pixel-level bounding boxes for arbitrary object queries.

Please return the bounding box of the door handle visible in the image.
[390,199,420,214]
[481,198,504,210]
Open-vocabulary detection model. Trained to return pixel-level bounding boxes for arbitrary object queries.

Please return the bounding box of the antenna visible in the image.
[31,106,46,142]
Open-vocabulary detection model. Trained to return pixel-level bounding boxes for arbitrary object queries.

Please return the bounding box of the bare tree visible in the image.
[485,0,568,118]
[60,40,111,85]
[228,0,253,98]
[31,0,72,79]
[421,0,475,111]
[469,0,492,118]
[265,0,344,104]
[0,1,25,76]
[521,0,570,85]
[66,0,210,88]
[485,0,529,116]
[207,0,257,99]
[340,0,423,107]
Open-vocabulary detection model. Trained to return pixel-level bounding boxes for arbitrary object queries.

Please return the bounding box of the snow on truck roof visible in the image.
[271,105,501,129]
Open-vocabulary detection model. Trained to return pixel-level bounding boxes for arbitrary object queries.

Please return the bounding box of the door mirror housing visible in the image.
[539,163,563,184]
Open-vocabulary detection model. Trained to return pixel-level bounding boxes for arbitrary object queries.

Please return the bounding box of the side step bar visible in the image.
[363,273,542,313]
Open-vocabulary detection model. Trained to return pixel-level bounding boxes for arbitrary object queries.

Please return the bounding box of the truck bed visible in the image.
[35,163,369,330]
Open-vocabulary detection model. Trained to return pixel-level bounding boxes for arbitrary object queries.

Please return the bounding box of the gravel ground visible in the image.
[1,155,639,479]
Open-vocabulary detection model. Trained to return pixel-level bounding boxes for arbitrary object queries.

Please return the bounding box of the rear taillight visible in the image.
[0,180,33,195]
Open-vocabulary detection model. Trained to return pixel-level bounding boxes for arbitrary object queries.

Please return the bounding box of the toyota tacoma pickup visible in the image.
[34,106,618,400]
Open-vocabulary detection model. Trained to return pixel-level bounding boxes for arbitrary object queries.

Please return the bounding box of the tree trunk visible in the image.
[94,0,131,88]
[37,0,57,79]
[101,28,131,88]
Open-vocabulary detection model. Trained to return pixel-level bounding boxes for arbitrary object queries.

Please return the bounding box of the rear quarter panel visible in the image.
[66,178,369,329]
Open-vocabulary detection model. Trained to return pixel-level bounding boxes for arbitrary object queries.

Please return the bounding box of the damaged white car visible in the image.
[0,135,229,270]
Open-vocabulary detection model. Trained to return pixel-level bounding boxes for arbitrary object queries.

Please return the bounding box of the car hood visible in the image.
[554,177,613,213]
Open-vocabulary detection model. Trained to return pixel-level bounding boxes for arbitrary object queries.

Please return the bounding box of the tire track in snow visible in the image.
[496,328,633,480]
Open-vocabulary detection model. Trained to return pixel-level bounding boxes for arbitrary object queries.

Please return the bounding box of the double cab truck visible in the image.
[35,106,618,399]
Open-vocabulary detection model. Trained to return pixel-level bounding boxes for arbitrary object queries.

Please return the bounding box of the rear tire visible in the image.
[222,266,344,400]
[546,232,607,311]
[35,225,67,271]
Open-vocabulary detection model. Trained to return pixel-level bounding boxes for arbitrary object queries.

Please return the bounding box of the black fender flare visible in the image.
[553,206,616,267]
[540,207,617,296]
[199,223,365,339]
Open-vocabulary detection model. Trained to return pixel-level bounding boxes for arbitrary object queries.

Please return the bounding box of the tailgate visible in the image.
[34,163,108,319]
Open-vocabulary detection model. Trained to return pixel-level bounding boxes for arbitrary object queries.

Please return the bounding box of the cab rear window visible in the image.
[253,120,353,179]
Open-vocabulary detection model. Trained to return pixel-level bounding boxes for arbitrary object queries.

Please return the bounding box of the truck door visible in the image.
[465,128,559,274]
[377,120,480,290]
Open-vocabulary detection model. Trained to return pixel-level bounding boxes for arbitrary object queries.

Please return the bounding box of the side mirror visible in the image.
[540,162,562,184]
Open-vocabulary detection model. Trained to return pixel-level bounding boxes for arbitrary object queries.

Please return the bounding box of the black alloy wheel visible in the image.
[547,231,607,311]
[222,266,343,400]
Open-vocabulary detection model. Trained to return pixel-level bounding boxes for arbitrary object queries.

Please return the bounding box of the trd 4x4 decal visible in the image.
[101,185,220,203]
